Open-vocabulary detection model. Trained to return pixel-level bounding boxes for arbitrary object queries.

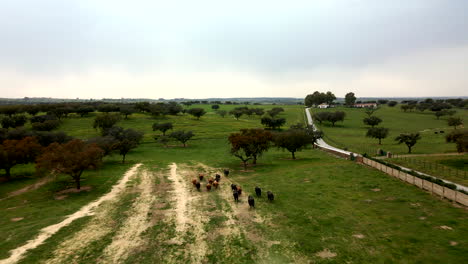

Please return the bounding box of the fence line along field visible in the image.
[310,105,467,155]
[1,103,467,263]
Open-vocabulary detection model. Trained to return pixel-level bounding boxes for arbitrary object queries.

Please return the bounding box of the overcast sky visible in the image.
[1,0,467,99]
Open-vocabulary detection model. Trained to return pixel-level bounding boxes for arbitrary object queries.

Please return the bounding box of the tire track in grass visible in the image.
[167,163,208,263]
[100,170,156,263]
[0,163,142,264]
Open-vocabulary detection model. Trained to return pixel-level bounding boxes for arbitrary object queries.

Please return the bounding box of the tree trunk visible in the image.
[378,138,382,145]
[291,151,296,159]
[407,145,412,154]
[5,167,11,180]
[183,142,186,147]
[74,176,81,190]
[252,155,257,165]
[242,161,247,170]
[122,153,126,163]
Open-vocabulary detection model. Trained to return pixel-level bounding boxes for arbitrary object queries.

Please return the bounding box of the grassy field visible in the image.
[1,105,467,263]
[389,154,468,186]
[310,106,467,155]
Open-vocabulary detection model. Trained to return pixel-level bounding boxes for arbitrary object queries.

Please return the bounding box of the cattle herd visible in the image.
[190,169,275,208]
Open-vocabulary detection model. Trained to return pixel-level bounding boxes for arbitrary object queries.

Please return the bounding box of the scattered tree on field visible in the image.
[267,107,284,117]
[187,108,207,120]
[23,105,40,116]
[345,92,356,106]
[327,111,346,126]
[76,106,95,117]
[446,129,468,152]
[1,115,28,129]
[211,105,220,110]
[238,129,273,164]
[395,133,421,154]
[434,109,456,120]
[170,130,194,147]
[387,101,398,107]
[273,129,319,159]
[261,117,286,130]
[31,120,60,131]
[366,127,389,145]
[152,122,173,135]
[364,108,378,117]
[0,137,42,179]
[0,105,21,117]
[36,139,104,189]
[304,91,336,106]
[93,113,121,135]
[106,126,144,163]
[217,110,227,118]
[230,109,244,120]
[400,104,415,112]
[119,105,136,119]
[87,136,118,157]
[447,117,463,129]
[228,132,253,170]
[312,112,330,124]
[363,116,382,127]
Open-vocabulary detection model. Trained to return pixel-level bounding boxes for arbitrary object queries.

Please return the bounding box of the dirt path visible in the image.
[100,170,156,263]
[0,163,142,264]
[0,175,54,201]
[167,163,208,263]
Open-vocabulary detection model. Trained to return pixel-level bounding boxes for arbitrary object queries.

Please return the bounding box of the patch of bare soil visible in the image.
[0,163,142,264]
[100,170,156,263]
[168,163,208,263]
[371,188,381,192]
[10,218,24,222]
[0,176,54,201]
[353,234,365,239]
[315,248,337,258]
[439,225,453,230]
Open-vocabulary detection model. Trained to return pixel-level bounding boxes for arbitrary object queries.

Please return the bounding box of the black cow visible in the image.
[248,195,255,208]
[267,191,274,202]
[224,169,230,177]
[195,182,201,191]
[233,190,239,202]
[255,186,262,197]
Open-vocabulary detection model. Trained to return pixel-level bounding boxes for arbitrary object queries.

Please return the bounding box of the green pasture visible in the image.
[1,104,467,263]
[389,154,468,186]
[310,106,467,155]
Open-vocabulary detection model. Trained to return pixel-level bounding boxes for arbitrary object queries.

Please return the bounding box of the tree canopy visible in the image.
[0,137,42,179]
[395,133,421,153]
[363,116,382,127]
[345,92,356,106]
[170,130,194,147]
[187,108,207,120]
[36,139,104,189]
[366,127,389,145]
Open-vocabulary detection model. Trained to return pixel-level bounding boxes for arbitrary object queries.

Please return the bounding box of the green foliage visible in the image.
[304,91,336,106]
[1,115,28,129]
[395,133,421,153]
[169,130,194,147]
[273,129,317,159]
[31,120,60,131]
[447,117,463,129]
[261,117,286,130]
[363,116,382,127]
[152,122,173,135]
[119,105,136,119]
[345,92,356,106]
[187,108,207,120]
[216,110,227,118]
[106,126,144,163]
[366,127,389,144]
[93,113,121,135]
[446,129,468,152]
[211,104,220,110]
[387,101,398,107]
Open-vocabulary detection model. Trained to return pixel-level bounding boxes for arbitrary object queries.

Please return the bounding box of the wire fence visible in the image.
[390,154,467,183]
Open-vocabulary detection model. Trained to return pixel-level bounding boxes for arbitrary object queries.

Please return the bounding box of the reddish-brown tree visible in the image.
[0,137,42,179]
[238,129,273,164]
[36,139,104,189]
